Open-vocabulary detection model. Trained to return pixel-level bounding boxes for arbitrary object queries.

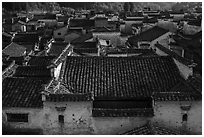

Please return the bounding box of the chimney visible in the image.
[50,66,55,78]
[12,18,14,24]
[42,94,46,102]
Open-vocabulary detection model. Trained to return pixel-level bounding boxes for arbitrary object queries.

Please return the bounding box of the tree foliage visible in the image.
[129,2,135,13]
[124,2,130,12]
[3,2,201,14]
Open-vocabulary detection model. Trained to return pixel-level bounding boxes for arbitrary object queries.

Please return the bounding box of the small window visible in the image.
[7,113,28,122]
[182,114,188,122]
[58,32,61,36]
[58,115,64,123]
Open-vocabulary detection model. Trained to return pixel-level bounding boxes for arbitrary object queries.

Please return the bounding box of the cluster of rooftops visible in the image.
[3,55,201,109]
[2,9,202,115]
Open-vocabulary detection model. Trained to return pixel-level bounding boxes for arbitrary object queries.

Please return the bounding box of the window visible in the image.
[58,115,64,123]
[182,114,188,122]
[58,32,61,36]
[93,98,153,109]
[7,113,28,122]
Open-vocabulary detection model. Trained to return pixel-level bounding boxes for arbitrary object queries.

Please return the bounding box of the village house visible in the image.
[3,54,200,134]
[152,43,196,80]
[106,48,157,57]
[72,48,98,56]
[47,42,71,57]
[11,20,26,32]
[71,32,93,44]
[143,10,161,18]
[94,16,108,28]
[53,25,68,41]
[2,3,202,135]
[127,26,171,49]
[92,30,122,48]
[39,56,201,134]
[38,19,58,28]
[12,32,41,53]
[2,60,18,80]
[64,31,81,43]
[171,31,202,75]
[68,18,95,33]
[26,20,45,32]
[2,31,13,49]
[2,42,30,57]
[170,11,185,22]
[2,77,49,135]
[122,17,144,35]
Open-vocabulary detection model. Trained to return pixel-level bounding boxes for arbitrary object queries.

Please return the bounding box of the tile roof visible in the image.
[48,42,69,56]
[28,56,56,66]
[121,122,188,135]
[13,33,39,43]
[71,32,93,44]
[2,42,11,50]
[2,60,15,72]
[13,66,52,78]
[155,43,194,66]
[15,42,36,52]
[92,27,120,32]
[186,75,202,93]
[2,60,18,80]
[125,16,144,21]
[3,77,50,108]
[2,32,13,38]
[153,80,201,101]
[51,43,72,66]
[177,31,202,40]
[14,20,26,25]
[128,26,169,47]
[2,53,10,61]
[143,17,158,23]
[46,56,200,101]
[107,49,154,55]
[137,50,158,57]
[73,41,97,49]
[8,56,25,65]
[2,42,26,57]
[69,18,95,29]
[72,48,98,56]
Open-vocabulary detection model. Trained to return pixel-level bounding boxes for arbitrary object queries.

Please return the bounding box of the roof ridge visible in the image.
[3,42,27,51]
[155,43,193,66]
[66,55,170,59]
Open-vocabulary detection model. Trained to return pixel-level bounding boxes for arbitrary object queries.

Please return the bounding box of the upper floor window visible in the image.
[58,115,64,123]
[6,113,28,122]
[182,114,188,122]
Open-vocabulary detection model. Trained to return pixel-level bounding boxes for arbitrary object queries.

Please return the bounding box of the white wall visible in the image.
[2,108,44,130]
[154,47,192,80]
[93,32,122,47]
[152,101,202,134]
[3,100,201,134]
[43,101,94,134]
[151,32,172,47]
[54,63,62,80]
[43,101,150,135]
[173,59,193,80]
[38,20,57,27]
[54,27,68,39]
